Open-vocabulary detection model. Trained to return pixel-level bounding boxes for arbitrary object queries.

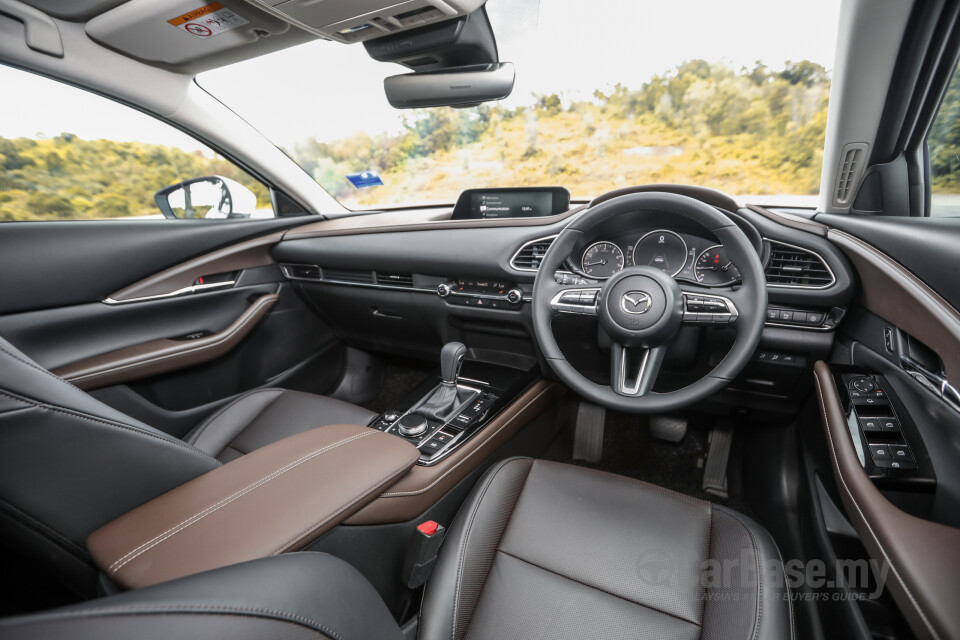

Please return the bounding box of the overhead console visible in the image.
[243,0,485,44]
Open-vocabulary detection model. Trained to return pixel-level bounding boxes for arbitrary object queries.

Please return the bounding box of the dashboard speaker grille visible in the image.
[511,236,557,271]
[765,241,835,288]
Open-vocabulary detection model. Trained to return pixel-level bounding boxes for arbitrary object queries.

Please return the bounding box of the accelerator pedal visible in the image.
[571,401,606,463]
[702,422,734,498]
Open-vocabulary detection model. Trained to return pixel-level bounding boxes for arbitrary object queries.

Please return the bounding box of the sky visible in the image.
[0,0,841,152]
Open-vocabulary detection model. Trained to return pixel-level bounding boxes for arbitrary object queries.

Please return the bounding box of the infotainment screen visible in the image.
[451,187,570,220]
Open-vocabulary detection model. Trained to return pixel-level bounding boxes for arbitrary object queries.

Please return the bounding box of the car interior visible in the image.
[1,0,959,639]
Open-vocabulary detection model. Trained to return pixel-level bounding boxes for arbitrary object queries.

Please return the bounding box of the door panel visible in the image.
[0,219,344,437]
[0,218,307,314]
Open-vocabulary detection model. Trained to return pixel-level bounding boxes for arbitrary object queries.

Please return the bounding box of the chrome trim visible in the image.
[764,321,835,332]
[320,279,435,294]
[694,244,740,286]
[103,280,235,305]
[681,291,739,324]
[763,238,837,290]
[633,229,687,277]
[279,264,322,281]
[615,345,649,396]
[580,240,625,277]
[509,234,558,272]
[549,287,601,316]
[900,353,960,413]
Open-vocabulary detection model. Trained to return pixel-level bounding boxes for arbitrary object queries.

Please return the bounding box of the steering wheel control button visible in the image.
[682,293,738,325]
[550,288,601,315]
[397,414,429,437]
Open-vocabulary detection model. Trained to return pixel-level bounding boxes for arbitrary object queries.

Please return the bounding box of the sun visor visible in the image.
[242,0,485,44]
[85,0,291,65]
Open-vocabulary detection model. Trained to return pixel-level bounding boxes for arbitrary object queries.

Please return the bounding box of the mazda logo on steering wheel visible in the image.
[620,291,653,314]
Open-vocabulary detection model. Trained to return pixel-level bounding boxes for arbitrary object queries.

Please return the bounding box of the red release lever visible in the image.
[417,520,439,536]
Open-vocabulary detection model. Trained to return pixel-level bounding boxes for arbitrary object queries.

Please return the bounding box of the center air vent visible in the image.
[322,269,375,284]
[765,241,835,289]
[511,236,557,272]
[375,273,414,288]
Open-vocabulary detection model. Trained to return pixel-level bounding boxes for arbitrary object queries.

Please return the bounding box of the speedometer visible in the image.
[695,245,741,285]
[581,241,624,278]
[632,230,688,277]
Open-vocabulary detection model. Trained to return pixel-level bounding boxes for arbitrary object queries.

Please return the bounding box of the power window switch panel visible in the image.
[880,418,900,432]
[859,418,882,433]
[890,445,915,463]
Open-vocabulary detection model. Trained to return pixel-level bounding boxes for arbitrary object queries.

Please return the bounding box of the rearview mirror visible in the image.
[384,62,515,109]
[154,176,258,219]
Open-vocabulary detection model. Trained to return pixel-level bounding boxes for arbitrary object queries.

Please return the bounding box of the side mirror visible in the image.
[154,176,258,219]
[384,62,515,109]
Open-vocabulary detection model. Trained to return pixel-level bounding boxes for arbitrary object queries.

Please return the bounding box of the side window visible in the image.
[0,65,273,222]
[928,62,960,217]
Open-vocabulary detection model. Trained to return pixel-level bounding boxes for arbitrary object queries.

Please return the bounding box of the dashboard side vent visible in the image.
[280,264,321,281]
[833,142,868,207]
[511,236,557,271]
[765,241,835,289]
[375,273,414,288]
[322,269,375,284]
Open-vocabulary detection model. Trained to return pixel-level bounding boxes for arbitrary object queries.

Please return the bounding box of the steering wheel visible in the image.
[531,192,767,413]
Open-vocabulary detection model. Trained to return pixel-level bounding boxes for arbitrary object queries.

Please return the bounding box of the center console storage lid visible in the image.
[87,424,418,589]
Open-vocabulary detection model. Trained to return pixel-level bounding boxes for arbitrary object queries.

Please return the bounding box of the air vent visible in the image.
[280,264,321,281]
[833,142,869,206]
[511,236,557,272]
[375,273,414,288]
[322,269,375,284]
[765,241,835,289]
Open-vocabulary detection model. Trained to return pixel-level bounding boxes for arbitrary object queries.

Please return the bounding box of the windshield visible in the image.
[199,0,840,210]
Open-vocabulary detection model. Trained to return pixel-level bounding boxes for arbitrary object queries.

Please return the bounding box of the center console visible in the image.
[367,344,540,465]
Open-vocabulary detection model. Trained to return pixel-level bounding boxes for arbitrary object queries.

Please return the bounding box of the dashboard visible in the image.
[577,229,742,286]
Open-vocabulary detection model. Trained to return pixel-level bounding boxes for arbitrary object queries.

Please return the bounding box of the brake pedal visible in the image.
[649,415,687,443]
[702,423,734,498]
[571,401,605,463]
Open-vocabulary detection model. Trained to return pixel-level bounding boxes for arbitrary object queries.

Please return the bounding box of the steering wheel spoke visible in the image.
[678,284,740,326]
[611,344,666,397]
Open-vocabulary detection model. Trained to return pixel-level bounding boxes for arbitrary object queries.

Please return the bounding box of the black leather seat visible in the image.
[1,458,793,639]
[0,334,374,593]
[420,458,794,640]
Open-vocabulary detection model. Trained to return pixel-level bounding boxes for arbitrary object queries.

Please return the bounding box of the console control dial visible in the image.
[397,414,428,437]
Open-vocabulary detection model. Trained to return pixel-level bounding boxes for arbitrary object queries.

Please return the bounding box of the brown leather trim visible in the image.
[281,206,586,240]
[813,362,960,640]
[106,231,285,303]
[745,204,828,236]
[345,380,565,525]
[53,294,278,390]
[87,424,419,590]
[827,229,960,381]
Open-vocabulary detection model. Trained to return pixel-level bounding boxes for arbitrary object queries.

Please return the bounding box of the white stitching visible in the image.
[108,431,372,575]
[814,372,940,640]
[66,296,276,384]
[268,458,418,555]
[379,386,552,498]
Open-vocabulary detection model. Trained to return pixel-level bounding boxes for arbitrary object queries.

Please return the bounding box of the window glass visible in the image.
[929,62,960,217]
[200,0,840,210]
[0,65,273,221]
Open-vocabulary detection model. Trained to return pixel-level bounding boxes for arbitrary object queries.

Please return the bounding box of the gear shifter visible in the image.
[417,342,470,422]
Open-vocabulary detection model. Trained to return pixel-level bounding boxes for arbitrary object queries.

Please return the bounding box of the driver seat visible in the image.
[1,458,794,639]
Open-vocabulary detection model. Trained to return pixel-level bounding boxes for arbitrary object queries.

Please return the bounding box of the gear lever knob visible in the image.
[440,342,467,385]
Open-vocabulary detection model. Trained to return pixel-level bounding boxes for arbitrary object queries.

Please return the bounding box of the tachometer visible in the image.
[632,230,688,277]
[695,245,741,285]
[580,241,625,278]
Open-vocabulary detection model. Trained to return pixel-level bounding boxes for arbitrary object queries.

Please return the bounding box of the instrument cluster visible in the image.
[578,229,741,286]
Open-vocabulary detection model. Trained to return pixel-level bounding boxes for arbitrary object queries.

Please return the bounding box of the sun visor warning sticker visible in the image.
[168,3,249,38]
[346,172,385,189]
